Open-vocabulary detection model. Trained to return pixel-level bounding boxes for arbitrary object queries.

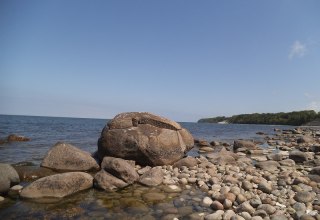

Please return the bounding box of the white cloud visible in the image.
[289,40,307,60]
[307,101,320,112]
[304,92,313,99]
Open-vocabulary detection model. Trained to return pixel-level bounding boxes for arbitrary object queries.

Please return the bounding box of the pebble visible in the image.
[223,199,233,209]
[258,181,273,194]
[0,196,4,202]
[223,210,236,220]
[205,210,224,220]
[202,196,213,207]
[257,204,276,215]
[294,191,315,203]
[211,201,224,210]
[238,202,255,214]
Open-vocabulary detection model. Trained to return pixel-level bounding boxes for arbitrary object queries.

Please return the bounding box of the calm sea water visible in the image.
[0,115,295,165]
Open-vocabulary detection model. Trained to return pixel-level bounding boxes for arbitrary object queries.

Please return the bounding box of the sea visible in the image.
[0,115,295,165]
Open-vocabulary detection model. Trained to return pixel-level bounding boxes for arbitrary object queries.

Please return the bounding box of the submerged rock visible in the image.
[97,112,194,166]
[20,172,93,199]
[14,166,57,181]
[0,134,30,145]
[0,163,20,194]
[41,142,99,171]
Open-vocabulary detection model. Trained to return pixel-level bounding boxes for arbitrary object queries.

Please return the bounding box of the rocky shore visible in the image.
[1,112,320,220]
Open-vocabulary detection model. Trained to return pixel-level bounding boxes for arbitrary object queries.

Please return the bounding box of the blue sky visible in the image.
[1,0,320,122]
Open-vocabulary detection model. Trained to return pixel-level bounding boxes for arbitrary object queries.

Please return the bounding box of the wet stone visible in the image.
[142,192,166,203]
[162,185,182,193]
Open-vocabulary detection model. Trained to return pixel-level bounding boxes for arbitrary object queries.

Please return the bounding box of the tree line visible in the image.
[198,110,320,126]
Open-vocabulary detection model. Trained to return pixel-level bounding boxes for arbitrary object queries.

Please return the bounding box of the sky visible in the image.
[1,0,320,122]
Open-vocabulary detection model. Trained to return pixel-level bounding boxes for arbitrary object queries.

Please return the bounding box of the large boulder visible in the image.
[0,163,20,194]
[41,142,99,171]
[20,172,93,199]
[101,157,139,184]
[97,112,194,166]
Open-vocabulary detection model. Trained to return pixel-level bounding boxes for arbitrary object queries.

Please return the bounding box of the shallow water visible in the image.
[0,115,295,219]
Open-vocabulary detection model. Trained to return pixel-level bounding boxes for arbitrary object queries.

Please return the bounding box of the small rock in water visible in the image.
[142,192,167,203]
[0,196,4,202]
[162,185,182,193]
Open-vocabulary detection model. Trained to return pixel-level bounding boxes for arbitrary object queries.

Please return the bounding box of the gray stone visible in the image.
[279,159,295,167]
[292,202,306,212]
[101,157,139,184]
[251,216,263,220]
[239,212,252,220]
[205,210,224,220]
[173,156,198,168]
[297,136,314,144]
[20,172,93,198]
[310,166,320,175]
[270,215,288,220]
[137,166,151,175]
[223,210,236,220]
[97,112,194,166]
[238,201,255,214]
[0,163,20,194]
[258,181,273,194]
[202,196,213,207]
[294,191,315,203]
[257,204,276,215]
[255,161,280,172]
[211,200,224,210]
[138,167,163,186]
[41,142,99,171]
[289,150,313,163]
[233,140,257,152]
[94,170,128,191]
[242,180,253,191]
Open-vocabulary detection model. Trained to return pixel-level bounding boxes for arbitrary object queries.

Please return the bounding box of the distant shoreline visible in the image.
[198,110,320,126]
